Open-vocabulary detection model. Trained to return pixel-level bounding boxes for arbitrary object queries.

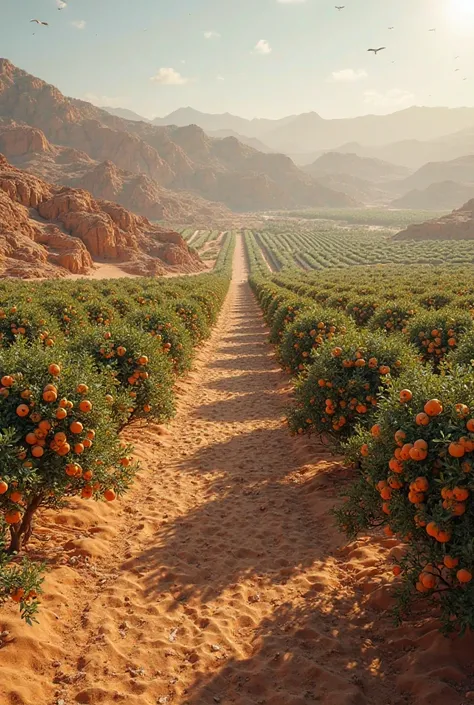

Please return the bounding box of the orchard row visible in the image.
[247,241,474,632]
[0,234,235,623]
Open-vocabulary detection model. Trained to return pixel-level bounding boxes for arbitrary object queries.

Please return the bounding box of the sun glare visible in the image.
[448,0,474,21]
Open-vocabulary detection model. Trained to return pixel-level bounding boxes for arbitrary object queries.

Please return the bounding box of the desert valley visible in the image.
[4,1,474,704]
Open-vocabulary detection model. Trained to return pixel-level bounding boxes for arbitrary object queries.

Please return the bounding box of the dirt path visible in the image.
[2,236,473,705]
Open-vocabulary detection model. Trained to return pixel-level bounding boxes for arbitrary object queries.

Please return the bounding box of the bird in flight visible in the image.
[368,47,386,55]
[335,6,345,10]
[388,26,394,30]
[429,28,436,32]
[455,68,460,72]
[30,19,49,25]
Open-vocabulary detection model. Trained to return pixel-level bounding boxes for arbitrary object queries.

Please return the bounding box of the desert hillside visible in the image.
[0,59,355,211]
[0,154,203,278]
[394,198,474,240]
[391,180,474,210]
[0,119,233,225]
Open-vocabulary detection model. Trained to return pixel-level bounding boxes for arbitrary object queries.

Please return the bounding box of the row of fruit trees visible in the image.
[0,234,235,622]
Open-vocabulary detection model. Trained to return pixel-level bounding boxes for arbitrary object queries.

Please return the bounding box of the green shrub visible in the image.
[279,306,355,375]
[288,330,418,449]
[406,308,473,368]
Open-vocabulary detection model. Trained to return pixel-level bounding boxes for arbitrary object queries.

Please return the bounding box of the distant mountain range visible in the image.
[144,105,474,156]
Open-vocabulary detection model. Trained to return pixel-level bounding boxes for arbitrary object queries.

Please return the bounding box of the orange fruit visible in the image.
[48,363,61,376]
[453,486,469,501]
[5,510,21,524]
[70,421,83,435]
[455,403,470,417]
[86,429,96,440]
[38,420,51,432]
[415,412,430,426]
[25,432,37,445]
[56,443,71,456]
[138,355,149,365]
[360,444,369,457]
[56,407,67,420]
[444,556,459,569]
[448,442,465,458]
[32,445,44,458]
[83,470,93,481]
[117,346,127,356]
[143,404,152,413]
[76,383,89,394]
[400,389,413,403]
[83,439,92,449]
[420,573,436,589]
[436,530,451,543]
[43,390,57,403]
[414,477,429,492]
[371,424,381,438]
[0,481,8,495]
[1,375,14,387]
[424,399,443,417]
[54,432,67,445]
[457,569,472,583]
[79,400,92,413]
[74,443,85,454]
[392,566,402,576]
[466,419,474,433]
[16,404,30,418]
[104,489,116,502]
[81,486,93,499]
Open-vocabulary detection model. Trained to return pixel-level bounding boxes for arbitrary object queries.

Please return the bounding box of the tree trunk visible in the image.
[8,494,44,554]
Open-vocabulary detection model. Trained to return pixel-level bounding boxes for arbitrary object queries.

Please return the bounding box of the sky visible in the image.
[2,0,474,120]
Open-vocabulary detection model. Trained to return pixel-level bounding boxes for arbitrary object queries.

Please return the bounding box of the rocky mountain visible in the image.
[322,129,474,170]
[152,106,474,155]
[390,181,474,210]
[394,199,474,241]
[393,155,474,193]
[0,60,353,211]
[303,152,408,181]
[0,155,202,278]
[151,107,295,138]
[0,119,233,225]
[206,129,274,154]
[102,107,150,122]
[312,173,388,205]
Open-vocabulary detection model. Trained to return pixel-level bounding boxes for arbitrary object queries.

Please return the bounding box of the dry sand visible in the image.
[1,236,474,705]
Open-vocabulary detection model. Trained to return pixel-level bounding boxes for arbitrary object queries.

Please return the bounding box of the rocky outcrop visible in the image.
[0,121,233,225]
[394,199,474,241]
[0,59,356,211]
[0,155,203,278]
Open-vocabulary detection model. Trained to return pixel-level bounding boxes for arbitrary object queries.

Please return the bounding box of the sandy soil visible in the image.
[2,236,474,705]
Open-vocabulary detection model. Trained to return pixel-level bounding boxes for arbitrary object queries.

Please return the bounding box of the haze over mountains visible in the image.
[111,105,474,166]
[100,100,474,210]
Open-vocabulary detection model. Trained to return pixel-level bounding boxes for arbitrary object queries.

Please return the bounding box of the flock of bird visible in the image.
[27,3,470,83]
[334,5,468,80]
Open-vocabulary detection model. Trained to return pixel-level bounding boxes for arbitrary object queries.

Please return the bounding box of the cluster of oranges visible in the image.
[0,364,119,528]
[415,327,458,364]
[413,561,472,594]
[365,389,474,588]
[315,349,396,434]
[290,322,338,372]
[379,306,415,333]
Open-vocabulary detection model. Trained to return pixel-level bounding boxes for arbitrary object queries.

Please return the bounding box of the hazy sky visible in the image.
[2,0,474,120]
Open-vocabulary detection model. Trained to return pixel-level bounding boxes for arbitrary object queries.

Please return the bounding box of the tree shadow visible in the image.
[182,598,396,705]
[195,392,283,422]
[122,426,343,606]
